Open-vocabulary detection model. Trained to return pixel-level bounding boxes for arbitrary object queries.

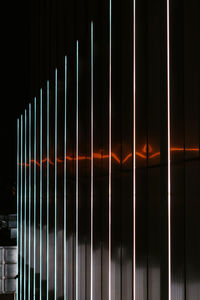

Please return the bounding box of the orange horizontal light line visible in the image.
[18,145,199,166]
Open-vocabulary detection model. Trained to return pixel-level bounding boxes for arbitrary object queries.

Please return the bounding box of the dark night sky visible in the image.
[0,1,30,213]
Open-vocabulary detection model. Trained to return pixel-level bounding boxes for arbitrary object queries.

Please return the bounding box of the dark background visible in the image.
[0,0,30,214]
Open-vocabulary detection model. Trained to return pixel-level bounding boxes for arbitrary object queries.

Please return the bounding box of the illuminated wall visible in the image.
[17,0,200,300]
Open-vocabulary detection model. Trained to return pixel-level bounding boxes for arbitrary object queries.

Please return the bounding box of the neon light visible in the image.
[17,119,19,300]
[20,115,23,299]
[18,146,200,168]
[33,98,37,300]
[64,56,67,300]
[24,110,27,300]
[167,0,171,298]
[133,0,136,298]
[47,81,50,300]
[28,104,31,300]
[76,40,79,300]
[109,0,112,299]
[40,89,43,300]
[54,69,58,300]
[90,21,94,300]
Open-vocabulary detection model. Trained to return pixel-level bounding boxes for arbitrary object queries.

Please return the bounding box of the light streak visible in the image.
[46,81,50,300]
[90,21,94,300]
[54,69,58,300]
[24,110,27,300]
[20,115,23,299]
[64,56,67,300]
[167,0,171,298]
[109,0,112,299]
[33,98,37,300]
[76,40,79,300]
[133,0,136,298]
[28,104,31,300]
[17,119,19,300]
[40,89,43,300]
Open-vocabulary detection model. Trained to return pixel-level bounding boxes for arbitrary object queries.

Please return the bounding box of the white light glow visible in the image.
[17,119,19,300]
[20,115,23,299]
[64,56,67,300]
[167,0,171,299]
[55,69,58,300]
[40,89,43,300]
[90,21,94,300]
[33,98,37,300]
[46,81,50,300]
[76,40,79,300]
[28,104,31,300]
[109,0,112,299]
[24,110,27,300]
[133,0,136,299]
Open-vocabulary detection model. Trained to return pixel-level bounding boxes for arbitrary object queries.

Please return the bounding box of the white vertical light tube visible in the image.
[47,81,50,300]
[64,56,67,300]
[90,21,94,300]
[76,40,79,300]
[20,115,23,299]
[28,104,31,300]
[24,110,27,300]
[133,0,136,299]
[17,119,19,300]
[54,69,58,300]
[167,0,171,299]
[40,89,43,300]
[109,0,112,299]
[33,98,37,300]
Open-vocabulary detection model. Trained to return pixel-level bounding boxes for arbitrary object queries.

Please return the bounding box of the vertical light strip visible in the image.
[33,98,37,300]
[167,0,171,299]
[54,68,58,300]
[46,81,50,300]
[28,104,31,300]
[133,0,136,299]
[17,119,19,300]
[76,40,79,300]
[40,89,43,300]
[24,110,27,300]
[20,115,23,299]
[64,56,67,300]
[109,0,112,299]
[90,21,94,300]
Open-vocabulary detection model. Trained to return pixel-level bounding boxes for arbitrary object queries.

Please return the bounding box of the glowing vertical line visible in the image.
[40,89,43,300]
[109,0,112,299]
[20,115,23,300]
[167,0,171,299]
[133,0,136,299]
[24,110,27,300]
[76,40,79,300]
[28,104,31,300]
[33,98,37,300]
[54,69,58,300]
[17,119,19,300]
[64,56,67,300]
[47,81,50,300]
[90,21,94,300]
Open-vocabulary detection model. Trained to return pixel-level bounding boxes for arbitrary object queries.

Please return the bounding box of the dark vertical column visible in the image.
[64,56,67,300]
[184,1,200,298]
[66,45,76,300]
[78,22,91,300]
[92,0,109,298]
[135,0,148,298]
[170,0,185,298]
[57,60,65,299]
